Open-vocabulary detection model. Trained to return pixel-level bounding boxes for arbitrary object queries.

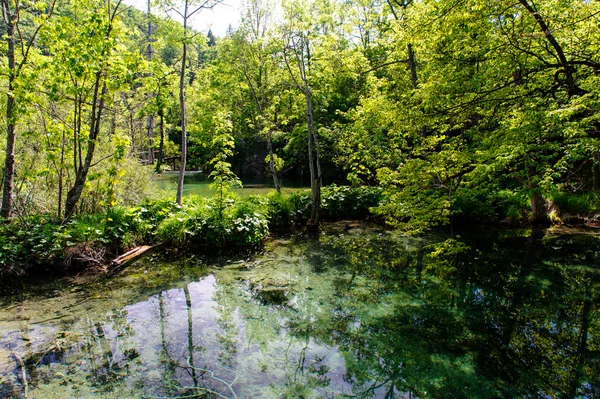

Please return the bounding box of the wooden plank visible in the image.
[111,245,153,267]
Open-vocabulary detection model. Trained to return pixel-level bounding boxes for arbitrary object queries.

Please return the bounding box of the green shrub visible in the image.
[453,189,529,224]
[157,196,269,249]
[285,186,382,225]
[288,189,312,224]
[321,185,382,220]
[1,216,65,265]
[549,191,600,215]
[266,192,293,230]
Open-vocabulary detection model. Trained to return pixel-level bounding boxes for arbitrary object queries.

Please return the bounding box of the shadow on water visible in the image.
[0,226,599,398]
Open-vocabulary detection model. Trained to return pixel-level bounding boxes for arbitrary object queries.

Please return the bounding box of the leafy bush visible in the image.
[321,185,382,220]
[286,185,382,225]
[453,189,529,224]
[0,216,65,265]
[0,185,383,279]
[288,190,312,224]
[267,192,293,230]
[549,191,600,216]
[157,195,269,249]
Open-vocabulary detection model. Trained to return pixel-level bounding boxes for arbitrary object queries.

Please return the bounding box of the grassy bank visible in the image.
[0,185,382,281]
[2,184,598,283]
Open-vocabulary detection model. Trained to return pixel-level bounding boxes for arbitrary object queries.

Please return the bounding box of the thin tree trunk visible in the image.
[593,158,599,192]
[156,108,165,173]
[58,130,66,218]
[146,0,155,163]
[1,0,56,219]
[267,130,280,192]
[407,43,418,89]
[176,0,189,206]
[63,74,107,220]
[241,60,280,192]
[305,80,320,229]
[0,7,16,220]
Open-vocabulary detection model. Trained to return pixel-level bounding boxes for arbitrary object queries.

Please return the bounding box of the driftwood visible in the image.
[111,246,153,270]
[10,352,28,398]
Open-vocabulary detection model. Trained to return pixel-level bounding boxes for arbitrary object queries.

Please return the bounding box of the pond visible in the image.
[0,225,599,398]
[153,173,308,198]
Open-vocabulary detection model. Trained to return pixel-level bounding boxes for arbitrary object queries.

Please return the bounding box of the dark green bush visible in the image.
[549,191,600,216]
[453,189,529,224]
[321,185,382,220]
[267,192,293,229]
[157,196,269,249]
[288,189,312,224]
[286,185,382,225]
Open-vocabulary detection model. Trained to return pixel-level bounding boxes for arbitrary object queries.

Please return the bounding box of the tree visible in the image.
[44,0,136,219]
[161,0,223,205]
[0,0,56,219]
[282,0,323,229]
[236,0,284,192]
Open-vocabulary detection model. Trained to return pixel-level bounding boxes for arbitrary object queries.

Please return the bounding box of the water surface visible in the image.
[0,226,599,398]
[154,173,307,198]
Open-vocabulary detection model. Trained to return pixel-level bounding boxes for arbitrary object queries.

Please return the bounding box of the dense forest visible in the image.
[0,1,599,397]
[0,0,599,274]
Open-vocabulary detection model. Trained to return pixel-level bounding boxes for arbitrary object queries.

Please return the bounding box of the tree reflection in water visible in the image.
[0,227,597,398]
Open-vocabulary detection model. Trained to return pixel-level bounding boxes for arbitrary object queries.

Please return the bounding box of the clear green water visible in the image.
[153,173,307,198]
[0,225,599,398]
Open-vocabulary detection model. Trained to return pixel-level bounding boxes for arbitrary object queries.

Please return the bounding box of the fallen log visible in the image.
[111,245,153,268]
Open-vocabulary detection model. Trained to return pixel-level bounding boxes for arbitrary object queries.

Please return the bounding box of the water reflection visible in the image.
[0,227,598,398]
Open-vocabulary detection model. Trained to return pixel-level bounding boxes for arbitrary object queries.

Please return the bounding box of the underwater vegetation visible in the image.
[0,226,598,398]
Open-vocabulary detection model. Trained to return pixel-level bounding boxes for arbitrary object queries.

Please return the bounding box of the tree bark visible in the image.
[64,77,106,220]
[407,43,418,89]
[0,2,16,220]
[304,79,321,230]
[176,0,189,206]
[155,108,165,173]
[593,159,599,192]
[146,0,155,163]
[530,190,549,225]
[266,130,280,192]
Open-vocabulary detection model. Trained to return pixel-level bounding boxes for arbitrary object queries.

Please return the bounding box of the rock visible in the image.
[249,277,293,305]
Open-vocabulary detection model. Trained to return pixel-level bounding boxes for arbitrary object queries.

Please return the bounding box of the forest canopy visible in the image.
[0,0,598,229]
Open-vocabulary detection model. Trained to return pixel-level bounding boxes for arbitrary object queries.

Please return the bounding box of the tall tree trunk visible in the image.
[407,43,418,89]
[57,130,66,218]
[593,158,599,192]
[530,190,549,225]
[1,7,16,220]
[0,0,55,219]
[155,108,165,173]
[176,0,189,206]
[146,0,155,163]
[267,130,280,193]
[304,80,320,230]
[63,75,106,220]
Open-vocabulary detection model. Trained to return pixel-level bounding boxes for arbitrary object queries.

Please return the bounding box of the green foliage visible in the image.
[320,185,383,220]
[208,112,242,218]
[279,185,383,226]
[452,188,530,224]
[266,191,293,230]
[156,195,269,249]
[424,237,471,277]
[549,191,600,216]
